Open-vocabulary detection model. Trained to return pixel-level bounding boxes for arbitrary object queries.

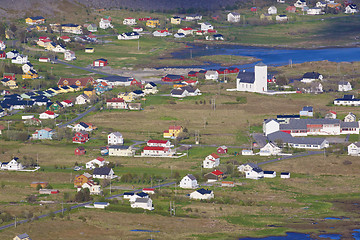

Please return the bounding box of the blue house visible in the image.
[32,128,54,140]
[95,82,111,94]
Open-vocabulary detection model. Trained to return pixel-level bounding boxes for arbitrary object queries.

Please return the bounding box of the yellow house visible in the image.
[118,92,135,102]
[36,25,47,31]
[68,85,81,92]
[260,13,273,21]
[1,79,18,89]
[22,70,38,79]
[146,19,160,28]
[45,42,56,51]
[57,87,69,93]
[163,126,183,139]
[171,16,181,25]
[61,24,82,34]
[25,16,45,25]
[48,87,62,94]
[85,48,94,53]
[84,88,96,97]
[173,83,186,88]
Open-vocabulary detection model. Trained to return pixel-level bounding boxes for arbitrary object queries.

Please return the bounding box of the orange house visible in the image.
[74,173,92,187]
[30,182,48,188]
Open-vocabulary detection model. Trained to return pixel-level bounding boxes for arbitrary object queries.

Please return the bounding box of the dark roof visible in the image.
[95,58,107,62]
[164,74,183,80]
[303,72,321,79]
[108,145,131,149]
[196,188,212,195]
[264,171,275,174]
[133,90,144,94]
[341,121,359,128]
[213,34,223,38]
[302,106,313,112]
[16,233,30,239]
[281,172,290,175]
[187,174,196,180]
[124,32,139,36]
[78,122,89,128]
[267,131,327,146]
[147,82,157,87]
[100,76,132,82]
[277,114,300,119]
[256,62,266,67]
[135,198,150,203]
[171,89,185,95]
[280,118,340,131]
[123,192,134,196]
[237,72,255,83]
[61,23,80,27]
[136,192,149,197]
[93,167,112,175]
[29,16,44,20]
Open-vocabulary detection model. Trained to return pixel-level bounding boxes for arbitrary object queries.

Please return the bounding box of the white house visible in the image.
[348,142,360,156]
[1,158,24,171]
[86,157,108,169]
[259,142,281,156]
[227,12,241,22]
[39,110,58,119]
[179,174,199,189]
[334,95,360,106]
[338,81,352,92]
[147,139,172,148]
[301,72,323,83]
[143,82,158,94]
[93,202,110,209]
[22,63,34,73]
[92,167,116,179]
[75,94,90,105]
[294,0,307,8]
[131,198,154,210]
[52,45,67,53]
[238,163,264,180]
[203,153,220,168]
[64,51,76,61]
[12,55,28,64]
[106,98,128,109]
[236,63,267,93]
[263,119,280,136]
[81,180,102,195]
[268,6,278,14]
[108,145,135,156]
[344,112,356,122]
[300,106,313,117]
[345,4,358,14]
[263,171,277,178]
[118,32,140,40]
[152,30,171,37]
[123,18,136,25]
[199,22,213,31]
[242,149,254,155]
[205,70,219,80]
[99,19,113,29]
[276,15,288,21]
[141,146,174,157]
[0,40,5,50]
[178,28,194,35]
[6,50,19,59]
[325,111,337,119]
[307,7,323,15]
[72,122,93,132]
[108,132,124,145]
[189,188,214,200]
[129,192,149,203]
[281,172,291,179]
[316,1,327,8]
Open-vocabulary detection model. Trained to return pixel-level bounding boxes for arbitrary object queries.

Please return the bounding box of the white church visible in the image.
[236,63,267,93]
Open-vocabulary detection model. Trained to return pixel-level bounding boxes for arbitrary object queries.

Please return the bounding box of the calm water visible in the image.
[171,44,360,70]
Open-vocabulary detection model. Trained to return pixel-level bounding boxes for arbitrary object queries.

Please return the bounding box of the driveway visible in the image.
[58,105,96,128]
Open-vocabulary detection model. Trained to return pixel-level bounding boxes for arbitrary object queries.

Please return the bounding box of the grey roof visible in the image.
[303,72,321,79]
[111,132,122,137]
[267,131,326,145]
[350,142,360,147]
[187,174,196,180]
[181,85,197,93]
[280,118,340,131]
[264,119,278,124]
[100,76,132,82]
[230,12,240,16]
[256,62,266,67]
[171,89,185,95]
[340,121,359,128]
[277,114,300,119]
[16,233,31,239]
[108,145,130,149]
[302,106,313,112]
[244,162,260,169]
[135,198,150,203]
[338,81,350,85]
[93,167,112,175]
[124,32,139,36]
[237,72,255,83]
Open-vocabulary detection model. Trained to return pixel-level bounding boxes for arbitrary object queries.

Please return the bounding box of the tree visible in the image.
[36,184,42,191]
[276,75,288,86]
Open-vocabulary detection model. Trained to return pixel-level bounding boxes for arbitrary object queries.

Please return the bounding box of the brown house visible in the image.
[74,173,92,187]
[30,181,48,188]
[204,170,224,182]
[57,77,94,88]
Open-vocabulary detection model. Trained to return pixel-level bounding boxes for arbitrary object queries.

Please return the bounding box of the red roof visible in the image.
[147,140,168,144]
[330,111,337,114]
[39,36,49,40]
[143,188,155,191]
[169,126,182,130]
[184,80,197,84]
[211,170,224,176]
[63,100,72,104]
[210,153,220,159]
[0,125,4,130]
[143,146,169,151]
[96,157,105,162]
[39,57,49,60]
[87,34,96,38]
[41,39,52,43]
[43,127,52,131]
[59,36,70,40]
[158,30,169,33]
[106,98,124,103]
[44,110,55,115]
[208,29,217,33]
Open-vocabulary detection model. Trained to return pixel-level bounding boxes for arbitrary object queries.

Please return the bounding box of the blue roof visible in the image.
[136,192,149,197]
[124,192,134,196]
[94,202,109,205]
[196,188,212,195]
[302,106,313,112]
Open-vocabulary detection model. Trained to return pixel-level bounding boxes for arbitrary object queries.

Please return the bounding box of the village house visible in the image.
[30,181,48,188]
[344,112,356,122]
[325,111,337,119]
[143,82,158,94]
[286,6,297,12]
[162,74,185,82]
[236,63,268,93]
[281,172,291,179]
[75,94,91,105]
[97,76,139,87]
[260,13,273,21]
[12,55,28,64]
[26,16,45,25]
[133,27,143,32]
[264,171,277,178]
[39,110,58,119]
[85,23,97,32]
[1,157,24,171]
[171,86,201,98]
[338,81,352,92]
[205,70,219,80]
[141,146,174,157]
[268,6,278,14]
[294,0,307,8]
[93,58,108,67]
[85,48,94,53]
[153,30,171,37]
[39,189,59,194]
[72,122,96,132]
[52,44,67,53]
[174,33,185,38]
[118,32,140,40]
[86,157,109,169]
[227,12,241,22]
[108,132,124,145]
[334,95,360,106]
[142,188,155,194]
[128,192,149,202]
[301,72,323,83]
[276,15,288,21]
[131,198,154,210]
[58,77,94,88]
[0,50,6,59]
[129,102,142,110]
[204,170,224,182]
[106,98,128,109]
[185,14,202,21]
[217,146,228,154]
[64,51,76,61]
[0,40,5,50]
[259,142,282,156]
[146,19,160,28]
[99,18,113,29]
[75,146,86,155]
[32,128,54,140]
[171,16,181,24]
[199,22,213,31]
[238,163,264,180]
[123,17,136,25]
[61,24,82,34]
[345,4,358,13]
[13,233,31,240]
[190,188,214,200]
[74,173,92,187]
[300,106,313,117]
[221,181,235,187]
[307,7,323,14]
[39,57,50,62]
[348,142,360,156]
[72,131,89,144]
[203,153,220,169]
[1,78,18,89]
[147,140,172,148]
[316,1,327,8]
[58,35,71,42]
[80,180,102,195]
[267,131,329,149]
[6,50,19,59]
[93,167,116,179]
[180,174,199,189]
[108,145,135,156]
[163,126,183,139]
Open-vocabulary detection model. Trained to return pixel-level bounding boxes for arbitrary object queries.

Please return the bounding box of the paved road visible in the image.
[0,181,176,231]
[258,151,324,166]
[58,105,97,128]
[53,59,112,76]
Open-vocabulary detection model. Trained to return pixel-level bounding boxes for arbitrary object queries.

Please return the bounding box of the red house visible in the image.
[228,67,239,74]
[207,29,217,33]
[131,78,143,87]
[188,71,199,77]
[75,146,86,155]
[286,6,296,13]
[139,17,152,21]
[3,73,15,81]
[0,51,5,59]
[217,146,228,154]
[162,74,185,82]
[93,58,108,67]
[72,131,89,144]
[217,68,229,74]
[251,7,257,12]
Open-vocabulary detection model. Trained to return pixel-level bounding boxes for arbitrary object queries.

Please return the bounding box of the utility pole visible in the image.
[190,49,192,59]
[14,216,16,228]
[211,99,216,111]
[37,153,39,167]
[62,201,64,215]
[137,39,140,51]
[110,178,112,194]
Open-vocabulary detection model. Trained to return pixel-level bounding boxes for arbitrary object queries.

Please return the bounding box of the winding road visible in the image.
[57,105,97,128]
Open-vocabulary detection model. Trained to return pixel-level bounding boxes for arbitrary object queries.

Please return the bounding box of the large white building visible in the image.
[108,132,124,145]
[179,174,199,189]
[227,12,241,22]
[236,63,267,93]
